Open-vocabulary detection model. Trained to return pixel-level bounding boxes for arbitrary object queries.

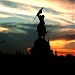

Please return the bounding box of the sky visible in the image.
[0,0,75,56]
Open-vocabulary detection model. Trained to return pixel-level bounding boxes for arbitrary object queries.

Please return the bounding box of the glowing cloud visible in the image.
[50,40,75,50]
[1,0,74,25]
[7,0,75,13]
[0,14,12,18]
[0,27,9,32]
[0,3,37,16]
[50,40,75,56]
[50,40,66,49]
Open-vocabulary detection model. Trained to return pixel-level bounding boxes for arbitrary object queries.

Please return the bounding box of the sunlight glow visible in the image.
[50,40,75,56]
[0,4,37,16]
[0,27,9,32]
[0,14,12,18]
[50,40,66,49]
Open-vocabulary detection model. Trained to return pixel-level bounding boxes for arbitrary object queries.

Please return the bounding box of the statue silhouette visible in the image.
[36,8,47,38]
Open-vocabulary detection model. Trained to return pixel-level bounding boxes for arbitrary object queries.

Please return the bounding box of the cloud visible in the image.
[0,22,75,54]
[0,11,34,23]
[0,23,34,34]
[0,24,37,54]
[0,0,20,8]
[0,0,74,25]
[0,0,38,16]
[0,27,9,32]
[0,22,74,41]
[46,24,75,40]
[64,42,75,49]
[7,0,75,14]
[0,0,75,54]
[0,14,12,18]
[65,0,75,3]
[58,34,75,40]
[44,9,74,25]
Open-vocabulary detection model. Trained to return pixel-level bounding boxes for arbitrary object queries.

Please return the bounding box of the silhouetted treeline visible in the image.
[0,51,75,67]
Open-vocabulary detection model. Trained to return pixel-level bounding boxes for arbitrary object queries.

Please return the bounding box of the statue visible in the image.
[33,8,47,38]
[36,8,47,38]
[30,8,54,64]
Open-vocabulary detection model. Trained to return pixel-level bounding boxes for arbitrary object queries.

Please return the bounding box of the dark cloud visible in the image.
[57,34,75,40]
[68,0,75,3]
[0,25,37,54]
[0,23,36,32]
[64,42,75,49]
[0,22,74,41]
[47,33,75,41]
[45,24,75,41]
[57,0,75,3]
[0,22,75,54]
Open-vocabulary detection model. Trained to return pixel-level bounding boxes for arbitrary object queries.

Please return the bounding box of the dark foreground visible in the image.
[0,51,75,73]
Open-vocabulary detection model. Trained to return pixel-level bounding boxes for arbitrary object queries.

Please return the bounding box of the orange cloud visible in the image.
[50,40,75,49]
[50,40,66,49]
[55,49,75,56]
[50,40,75,56]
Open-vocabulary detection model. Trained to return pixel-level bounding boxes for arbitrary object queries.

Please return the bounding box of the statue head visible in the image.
[41,15,45,19]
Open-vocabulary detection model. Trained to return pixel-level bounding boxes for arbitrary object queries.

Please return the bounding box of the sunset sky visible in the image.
[0,0,75,56]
